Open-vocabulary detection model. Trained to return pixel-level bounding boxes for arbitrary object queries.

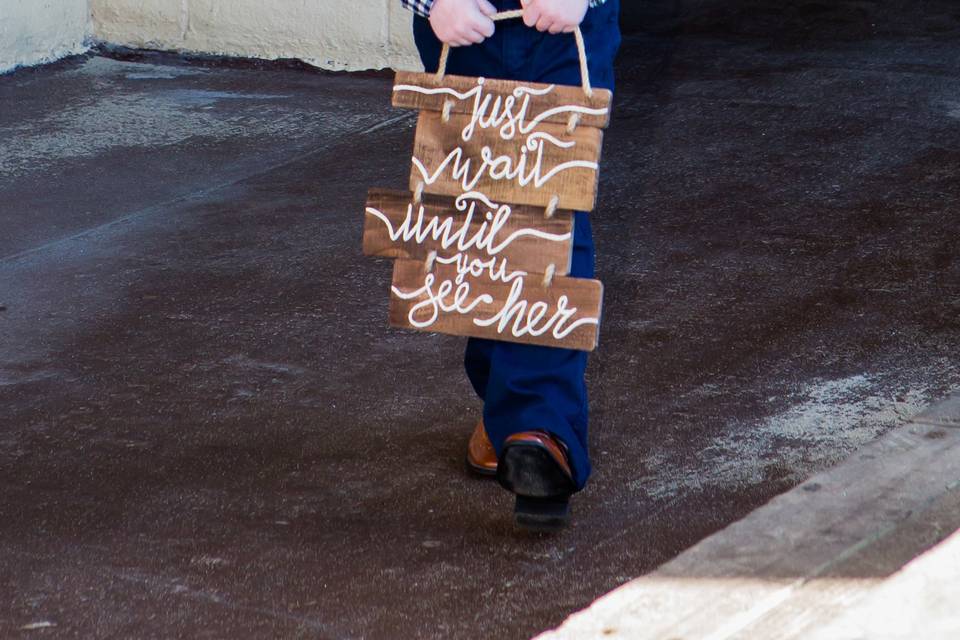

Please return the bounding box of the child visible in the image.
[401,0,621,530]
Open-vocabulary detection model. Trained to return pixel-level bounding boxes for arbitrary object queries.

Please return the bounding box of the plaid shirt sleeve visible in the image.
[400,0,433,17]
[400,0,608,19]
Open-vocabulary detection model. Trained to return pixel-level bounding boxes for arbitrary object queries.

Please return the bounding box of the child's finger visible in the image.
[548,21,565,34]
[523,4,542,28]
[448,30,471,46]
[465,28,487,44]
[472,15,495,38]
[535,15,553,32]
[476,0,497,17]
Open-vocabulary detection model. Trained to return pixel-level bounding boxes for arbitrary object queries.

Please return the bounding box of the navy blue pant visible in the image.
[413,0,620,490]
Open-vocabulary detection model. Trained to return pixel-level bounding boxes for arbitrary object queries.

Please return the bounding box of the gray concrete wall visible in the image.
[0,0,90,73]
[90,0,421,71]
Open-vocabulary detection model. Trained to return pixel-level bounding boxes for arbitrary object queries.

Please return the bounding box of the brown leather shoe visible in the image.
[466,419,498,476]
[497,431,577,531]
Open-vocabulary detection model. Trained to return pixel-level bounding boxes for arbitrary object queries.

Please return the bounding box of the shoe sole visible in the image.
[497,441,576,531]
[497,442,576,498]
[515,495,570,532]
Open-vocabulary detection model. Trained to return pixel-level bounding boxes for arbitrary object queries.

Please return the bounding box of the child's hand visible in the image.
[429,0,497,47]
[521,0,589,34]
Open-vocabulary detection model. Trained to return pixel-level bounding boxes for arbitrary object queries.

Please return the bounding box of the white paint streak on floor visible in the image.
[67,57,208,78]
[0,57,378,178]
[632,363,960,500]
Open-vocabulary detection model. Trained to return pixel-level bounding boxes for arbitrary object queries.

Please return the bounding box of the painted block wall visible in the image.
[0,0,90,73]
[90,0,423,72]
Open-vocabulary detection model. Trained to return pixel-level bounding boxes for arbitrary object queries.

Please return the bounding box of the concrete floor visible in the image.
[543,396,960,639]
[2,2,959,638]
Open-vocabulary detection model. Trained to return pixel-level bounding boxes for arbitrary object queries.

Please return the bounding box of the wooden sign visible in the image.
[392,71,612,128]
[389,258,603,352]
[360,50,612,352]
[363,188,575,275]
[409,110,603,211]
[392,73,611,212]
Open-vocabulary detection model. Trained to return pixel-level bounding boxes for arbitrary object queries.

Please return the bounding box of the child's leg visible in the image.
[411,1,622,491]
[479,2,621,491]
[463,338,495,399]
[482,212,596,489]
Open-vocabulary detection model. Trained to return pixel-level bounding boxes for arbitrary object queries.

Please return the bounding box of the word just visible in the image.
[394,77,608,143]
[396,79,606,191]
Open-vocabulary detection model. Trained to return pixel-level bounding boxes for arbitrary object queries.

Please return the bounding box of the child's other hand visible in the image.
[429,0,497,47]
[521,0,589,34]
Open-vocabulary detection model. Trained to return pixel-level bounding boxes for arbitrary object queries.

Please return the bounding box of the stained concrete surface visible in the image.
[541,395,960,638]
[1,2,959,638]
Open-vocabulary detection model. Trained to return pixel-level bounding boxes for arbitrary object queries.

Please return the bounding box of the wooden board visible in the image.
[392,71,613,130]
[363,188,574,276]
[410,110,604,211]
[389,258,602,352]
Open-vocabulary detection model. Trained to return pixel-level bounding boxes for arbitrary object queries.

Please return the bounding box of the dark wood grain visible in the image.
[363,188,574,275]
[410,111,604,211]
[392,71,612,130]
[388,258,603,351]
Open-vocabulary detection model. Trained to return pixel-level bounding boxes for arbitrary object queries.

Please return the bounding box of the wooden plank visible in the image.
[363,188,574,276]
[392,71,613,130]
[409,110,604,211]
[388,258,603,352]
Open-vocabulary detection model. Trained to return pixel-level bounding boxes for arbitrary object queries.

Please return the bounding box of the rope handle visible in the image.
[434,9,593,98]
